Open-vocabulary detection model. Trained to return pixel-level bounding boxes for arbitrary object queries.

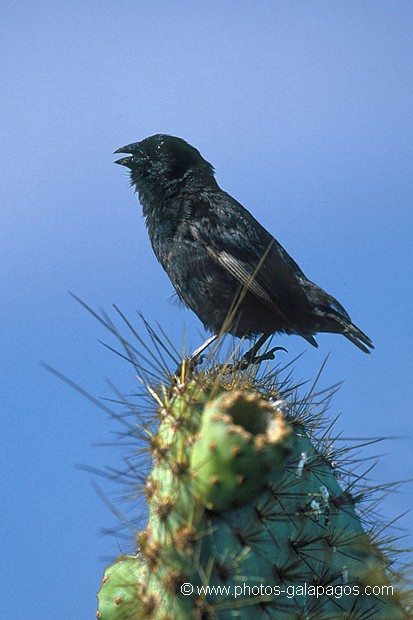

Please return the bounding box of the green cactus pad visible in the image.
[96,555,144,619]
[190,391,294,510]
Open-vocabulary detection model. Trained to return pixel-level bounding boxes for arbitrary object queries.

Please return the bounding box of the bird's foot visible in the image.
[172,335,218,381]
[171,335,286,381]
[238,346,287,370]
[173,352,205,381]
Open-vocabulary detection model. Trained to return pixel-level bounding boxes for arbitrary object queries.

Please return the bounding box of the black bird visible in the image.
[114,134,373,362]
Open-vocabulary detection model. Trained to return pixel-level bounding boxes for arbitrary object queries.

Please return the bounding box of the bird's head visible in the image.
[114,134,215,197]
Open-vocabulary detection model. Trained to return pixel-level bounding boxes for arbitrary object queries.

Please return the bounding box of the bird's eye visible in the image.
[155,141,165,153]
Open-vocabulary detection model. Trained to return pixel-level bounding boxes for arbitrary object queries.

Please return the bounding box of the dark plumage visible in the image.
[114,134,373,354]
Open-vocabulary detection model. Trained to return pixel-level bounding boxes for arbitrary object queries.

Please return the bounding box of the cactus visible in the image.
[97,555,143,619]
[93,321,412,619]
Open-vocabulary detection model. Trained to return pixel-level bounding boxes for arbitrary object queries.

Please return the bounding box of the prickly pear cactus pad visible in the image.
[94,332,412,620]
[190,391,294,511]
[97,555,144,619]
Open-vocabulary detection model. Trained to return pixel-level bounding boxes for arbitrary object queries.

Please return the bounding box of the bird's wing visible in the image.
[188,193,313,316]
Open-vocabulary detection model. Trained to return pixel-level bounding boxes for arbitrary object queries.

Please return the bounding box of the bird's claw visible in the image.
[173,353,205,381]
[172,341,287,380]
[238,346,288,370]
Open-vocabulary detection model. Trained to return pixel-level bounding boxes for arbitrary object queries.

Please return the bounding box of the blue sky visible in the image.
[1,2,413,618]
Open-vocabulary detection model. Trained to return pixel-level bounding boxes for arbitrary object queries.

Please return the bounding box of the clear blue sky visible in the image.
[1,2,412,618]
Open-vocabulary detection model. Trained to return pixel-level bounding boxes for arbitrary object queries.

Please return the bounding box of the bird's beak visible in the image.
[113,142,143,167]
[114,156,134,167]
